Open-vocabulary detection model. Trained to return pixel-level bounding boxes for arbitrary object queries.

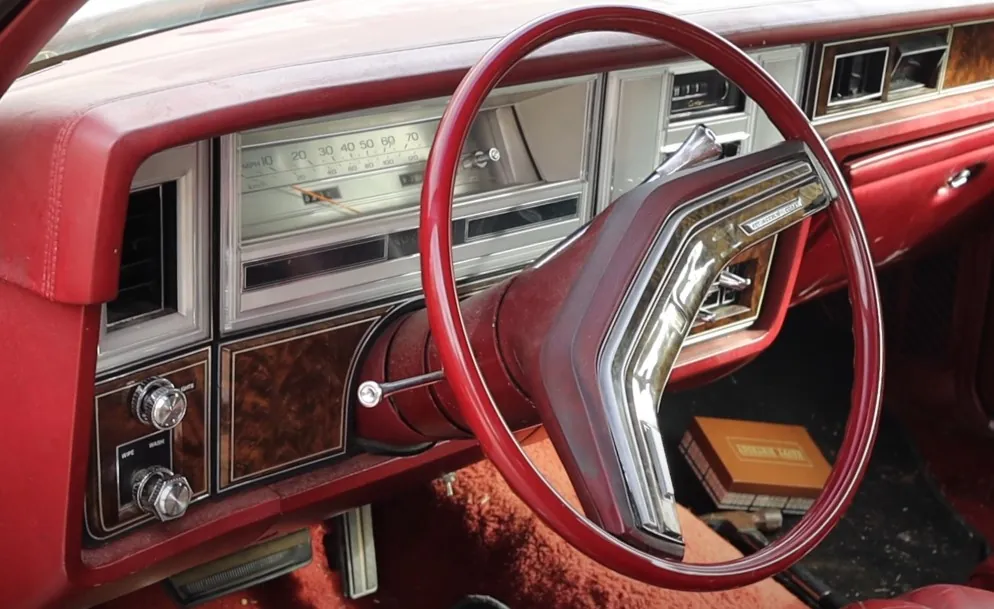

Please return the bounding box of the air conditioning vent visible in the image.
[829,47,888,108]
[890,32,948,98]
[106,182,179,328]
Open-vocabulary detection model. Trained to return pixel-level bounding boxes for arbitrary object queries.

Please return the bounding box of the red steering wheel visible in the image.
[418,6,883,590]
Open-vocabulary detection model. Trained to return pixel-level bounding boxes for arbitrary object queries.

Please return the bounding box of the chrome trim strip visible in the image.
[97,142,212,374]
[848,119,994,169]
[595,156,828,555]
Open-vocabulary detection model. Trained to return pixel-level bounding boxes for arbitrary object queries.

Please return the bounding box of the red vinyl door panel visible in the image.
[796,122,994,300]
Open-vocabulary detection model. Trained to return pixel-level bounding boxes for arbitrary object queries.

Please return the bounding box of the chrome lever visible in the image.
[717,269,751,291]
[357,370,445,408]
[642,124,723,185]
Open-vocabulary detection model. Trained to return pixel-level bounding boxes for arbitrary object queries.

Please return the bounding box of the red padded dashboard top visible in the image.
[1,0,993,305]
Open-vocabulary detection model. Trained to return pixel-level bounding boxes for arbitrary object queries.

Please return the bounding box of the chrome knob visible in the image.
[717,270,752,291]
[132,466,192,521]
[131,377,187,430]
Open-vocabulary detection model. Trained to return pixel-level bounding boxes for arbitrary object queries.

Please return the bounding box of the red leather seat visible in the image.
[845,585,994,608]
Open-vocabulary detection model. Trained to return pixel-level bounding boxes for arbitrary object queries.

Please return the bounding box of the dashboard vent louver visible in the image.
[829,47,888,108]
[815,28,952,118]
[890,32,949,98]
[106,182,179,328]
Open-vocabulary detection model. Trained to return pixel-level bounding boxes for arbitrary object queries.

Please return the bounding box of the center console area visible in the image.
[85,46,808,543]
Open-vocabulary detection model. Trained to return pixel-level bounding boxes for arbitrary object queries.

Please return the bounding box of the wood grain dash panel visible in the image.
[86,348,210,540]
[945,22,994,90]
[219,310,379,490]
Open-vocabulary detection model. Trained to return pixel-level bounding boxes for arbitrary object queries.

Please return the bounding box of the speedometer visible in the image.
[238,110,534,241]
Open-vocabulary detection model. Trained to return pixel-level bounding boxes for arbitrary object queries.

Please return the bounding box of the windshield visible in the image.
[31,0,304,69]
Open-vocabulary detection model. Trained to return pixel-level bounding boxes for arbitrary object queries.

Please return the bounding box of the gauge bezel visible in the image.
[220,75,602,333]
[97,143,212,374]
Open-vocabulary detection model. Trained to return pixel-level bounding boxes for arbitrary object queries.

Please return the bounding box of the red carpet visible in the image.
[103,437,806,609]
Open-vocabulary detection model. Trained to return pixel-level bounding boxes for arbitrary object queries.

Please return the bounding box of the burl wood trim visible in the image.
[945,22,994,90]
[218,309,381,490]
[690,236,776,337]
[86,348,210,540]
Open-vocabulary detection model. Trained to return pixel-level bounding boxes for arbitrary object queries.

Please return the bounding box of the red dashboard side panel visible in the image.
[796,122,994,302]
[0,281,99,608]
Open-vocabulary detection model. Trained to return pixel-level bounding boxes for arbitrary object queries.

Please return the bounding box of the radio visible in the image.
[669,69,745,121]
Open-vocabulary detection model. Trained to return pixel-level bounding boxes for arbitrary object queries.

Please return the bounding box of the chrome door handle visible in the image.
[948,168,974,189]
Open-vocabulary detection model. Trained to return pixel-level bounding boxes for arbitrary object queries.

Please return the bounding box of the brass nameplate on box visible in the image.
[679,416,831,514]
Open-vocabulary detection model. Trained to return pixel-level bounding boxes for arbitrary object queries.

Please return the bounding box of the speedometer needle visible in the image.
[291,186,360,215]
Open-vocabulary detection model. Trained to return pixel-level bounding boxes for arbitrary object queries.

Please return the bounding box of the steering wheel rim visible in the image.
[419,6,883,590]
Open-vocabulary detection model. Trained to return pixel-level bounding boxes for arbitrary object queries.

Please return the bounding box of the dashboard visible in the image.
[4,1,994,607]
[89,47,804,540]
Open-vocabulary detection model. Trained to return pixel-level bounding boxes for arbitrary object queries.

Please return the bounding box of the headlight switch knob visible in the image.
[131,376,188,430]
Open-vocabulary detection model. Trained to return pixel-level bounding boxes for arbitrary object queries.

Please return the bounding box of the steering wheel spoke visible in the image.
[595,143,831,555]
[499,141,832,557]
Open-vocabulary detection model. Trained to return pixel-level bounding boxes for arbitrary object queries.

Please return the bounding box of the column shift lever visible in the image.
[642,124,723,185]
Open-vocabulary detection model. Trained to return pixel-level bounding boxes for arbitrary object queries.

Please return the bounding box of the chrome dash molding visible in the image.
[97,142,212,375]
[595,153,829,557]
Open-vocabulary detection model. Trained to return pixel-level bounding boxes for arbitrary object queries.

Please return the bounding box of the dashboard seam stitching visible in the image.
[44,107,91,297]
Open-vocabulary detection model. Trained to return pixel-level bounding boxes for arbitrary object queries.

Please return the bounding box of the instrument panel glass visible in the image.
[238,108,540,242]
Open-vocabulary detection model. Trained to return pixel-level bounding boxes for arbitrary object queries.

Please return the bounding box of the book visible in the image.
[679,416,832,514]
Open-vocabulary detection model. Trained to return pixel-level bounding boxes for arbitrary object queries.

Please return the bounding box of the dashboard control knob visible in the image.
[131,377,188,430]
[132,466,192,521]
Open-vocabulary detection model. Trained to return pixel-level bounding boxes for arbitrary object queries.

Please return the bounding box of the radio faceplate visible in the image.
[220,76,600,333]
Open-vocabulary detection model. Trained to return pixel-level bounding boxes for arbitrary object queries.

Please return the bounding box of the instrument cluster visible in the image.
[221,77,597,332]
